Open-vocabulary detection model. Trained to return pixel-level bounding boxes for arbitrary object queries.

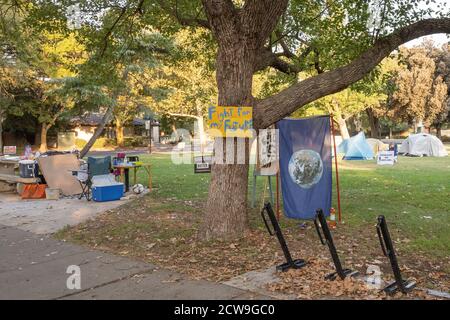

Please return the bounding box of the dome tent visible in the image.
[399,133,448,157]
[337,132,374,160]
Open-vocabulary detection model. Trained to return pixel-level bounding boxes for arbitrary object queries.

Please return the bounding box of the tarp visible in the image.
[338,132,374,160]
[399,133,448,157]
[278,116,332,220]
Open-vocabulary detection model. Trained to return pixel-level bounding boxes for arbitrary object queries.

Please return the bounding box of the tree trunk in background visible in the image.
[366,108,380,138]
[39,123,50,152]
[171,123,178,140]
[435,123,442,139]
[116,118,124,147]
[34,125,41,147]
[336,115,350,140]
[80,106,114,158]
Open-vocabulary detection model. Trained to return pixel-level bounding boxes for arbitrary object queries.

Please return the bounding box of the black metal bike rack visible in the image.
[314,209,359,280]
[261,202,307,272]
[376,215,416,294]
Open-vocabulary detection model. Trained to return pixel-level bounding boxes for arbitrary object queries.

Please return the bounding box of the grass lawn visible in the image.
[56,148,450,299]
[134,152,450,257]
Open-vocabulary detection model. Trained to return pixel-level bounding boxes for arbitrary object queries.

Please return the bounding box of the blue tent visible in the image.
[338,132,374,160]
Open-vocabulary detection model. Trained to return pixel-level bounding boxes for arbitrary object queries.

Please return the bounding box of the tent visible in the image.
[366,138,389,155]
[399,133,448,157]
[337,132,374,160]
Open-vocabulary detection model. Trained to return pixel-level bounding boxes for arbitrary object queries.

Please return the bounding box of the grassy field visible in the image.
[130,151,450,258]
[56,148,450,297]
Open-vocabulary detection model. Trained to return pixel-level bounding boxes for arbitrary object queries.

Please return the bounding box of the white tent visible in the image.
[399,133,448,157]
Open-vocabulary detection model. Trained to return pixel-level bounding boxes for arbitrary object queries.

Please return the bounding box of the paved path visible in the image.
[0,192,130,234]
[0,225,268,300]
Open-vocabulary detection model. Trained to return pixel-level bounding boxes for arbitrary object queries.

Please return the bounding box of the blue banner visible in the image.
[278,116,332,220]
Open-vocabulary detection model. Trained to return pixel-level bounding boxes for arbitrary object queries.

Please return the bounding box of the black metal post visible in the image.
[376,215,416,294]
[314,209,358,280]
[261,202,306,272]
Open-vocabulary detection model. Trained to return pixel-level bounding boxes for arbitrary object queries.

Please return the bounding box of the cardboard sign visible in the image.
[377,151,395,165]
[37,154,82,196]
[3,146,17,155]
[256,128,279,176]
[207,106,253,137]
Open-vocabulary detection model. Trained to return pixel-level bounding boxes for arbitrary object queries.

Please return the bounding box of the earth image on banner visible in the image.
[288,149,323,188]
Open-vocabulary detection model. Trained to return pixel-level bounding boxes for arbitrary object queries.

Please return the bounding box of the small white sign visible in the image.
[377,151,395,165]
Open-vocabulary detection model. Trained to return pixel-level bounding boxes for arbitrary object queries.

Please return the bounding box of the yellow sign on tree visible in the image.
[207,106,253,137]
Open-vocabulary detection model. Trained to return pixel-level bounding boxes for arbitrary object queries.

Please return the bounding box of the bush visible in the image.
[75,138,87,149]
[123,136,147,147]
[75,137,116,149]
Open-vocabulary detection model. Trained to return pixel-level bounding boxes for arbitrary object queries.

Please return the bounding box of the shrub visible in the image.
[75,137,116,149]
[123,136,147,147]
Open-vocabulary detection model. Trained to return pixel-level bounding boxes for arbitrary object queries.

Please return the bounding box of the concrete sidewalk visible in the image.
[0,225,268,300]
[0,192,130,234]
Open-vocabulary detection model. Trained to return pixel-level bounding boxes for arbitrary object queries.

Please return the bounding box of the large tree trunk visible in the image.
[200,44,254,240]
[80,106,114,158]
[366,108,381,138]
[39,123,50,152]
[115,118,124,147]
[199,0,288,240]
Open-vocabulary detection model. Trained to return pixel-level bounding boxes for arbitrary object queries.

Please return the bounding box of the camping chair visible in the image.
[74,156,112,201]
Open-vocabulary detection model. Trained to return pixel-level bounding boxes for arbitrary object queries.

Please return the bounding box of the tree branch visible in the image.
[254,18,450,129]
[167,112,202,120]
[253,47,302,74]
[155,1,210,28]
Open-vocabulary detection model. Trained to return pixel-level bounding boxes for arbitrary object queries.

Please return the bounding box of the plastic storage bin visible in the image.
[92,183,124,202]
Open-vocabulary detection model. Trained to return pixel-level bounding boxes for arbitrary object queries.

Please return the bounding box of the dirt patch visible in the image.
[55,195,449,299]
